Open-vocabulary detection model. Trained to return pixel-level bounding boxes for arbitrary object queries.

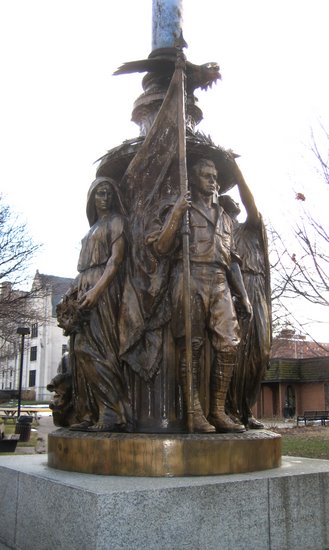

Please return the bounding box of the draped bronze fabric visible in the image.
[228,215,272,424]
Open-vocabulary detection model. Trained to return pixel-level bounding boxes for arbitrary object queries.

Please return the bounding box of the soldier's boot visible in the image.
[208,353,246,433]
[180,342,215,434]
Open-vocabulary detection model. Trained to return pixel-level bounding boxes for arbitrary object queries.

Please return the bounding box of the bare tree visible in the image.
[269,125,329,339]
[0,195,43,347]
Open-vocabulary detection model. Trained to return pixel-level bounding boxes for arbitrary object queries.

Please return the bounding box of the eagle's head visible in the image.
[199,62,221,90]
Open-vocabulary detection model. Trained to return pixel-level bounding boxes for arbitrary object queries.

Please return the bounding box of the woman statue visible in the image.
[62,176,132,432]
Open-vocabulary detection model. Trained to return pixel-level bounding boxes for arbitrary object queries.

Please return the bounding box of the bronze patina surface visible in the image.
[47,6,279,476]
[48,430,281,477]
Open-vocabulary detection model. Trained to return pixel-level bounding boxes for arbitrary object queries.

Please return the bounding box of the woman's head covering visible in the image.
[86,176,126,226]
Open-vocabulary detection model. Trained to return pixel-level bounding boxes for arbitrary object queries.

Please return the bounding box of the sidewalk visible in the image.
[34,415,57,453]
[262,418,297,429]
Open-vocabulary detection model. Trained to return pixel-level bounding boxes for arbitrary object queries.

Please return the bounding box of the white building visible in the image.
[0,271,73,402]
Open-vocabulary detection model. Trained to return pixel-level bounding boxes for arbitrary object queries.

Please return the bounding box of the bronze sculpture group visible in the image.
[51,45,272,437]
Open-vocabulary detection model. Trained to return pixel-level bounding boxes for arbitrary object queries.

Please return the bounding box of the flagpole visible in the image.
[175,34,194,434]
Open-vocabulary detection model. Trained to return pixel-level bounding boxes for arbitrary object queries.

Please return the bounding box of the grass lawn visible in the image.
[274,425,329,460]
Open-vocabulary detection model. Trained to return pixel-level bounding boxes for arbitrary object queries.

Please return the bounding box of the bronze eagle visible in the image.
[114,57,221,93]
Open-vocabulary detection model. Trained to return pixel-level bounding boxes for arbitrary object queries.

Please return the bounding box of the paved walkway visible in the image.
[35,415,58,453]
[36,414,57,439]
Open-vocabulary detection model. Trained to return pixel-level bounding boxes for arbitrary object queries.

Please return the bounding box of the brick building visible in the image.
[255,329,329,419]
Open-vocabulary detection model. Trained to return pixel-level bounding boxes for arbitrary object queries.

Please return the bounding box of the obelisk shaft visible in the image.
[152,0,183,50]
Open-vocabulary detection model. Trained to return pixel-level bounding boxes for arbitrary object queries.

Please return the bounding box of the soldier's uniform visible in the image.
[148,197,245,433]
[170,202,240,353]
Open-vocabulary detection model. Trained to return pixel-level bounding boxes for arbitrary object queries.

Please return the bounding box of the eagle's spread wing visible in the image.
[114,58,221,92]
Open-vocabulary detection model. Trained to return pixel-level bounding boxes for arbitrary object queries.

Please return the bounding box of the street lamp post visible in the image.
[16,326,30,417]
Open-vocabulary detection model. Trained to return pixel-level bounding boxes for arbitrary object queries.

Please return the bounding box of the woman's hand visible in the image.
[78,287,100,310]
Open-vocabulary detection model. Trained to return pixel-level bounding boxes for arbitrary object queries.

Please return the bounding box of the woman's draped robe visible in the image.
[72,214,132,430]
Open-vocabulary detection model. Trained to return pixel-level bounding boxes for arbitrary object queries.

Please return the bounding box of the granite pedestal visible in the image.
[1,454,329,549]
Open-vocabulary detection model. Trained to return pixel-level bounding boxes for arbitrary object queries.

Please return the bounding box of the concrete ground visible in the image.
[35,414,57,449]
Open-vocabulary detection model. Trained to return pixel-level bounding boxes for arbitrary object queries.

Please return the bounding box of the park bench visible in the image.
[297,410,329,426]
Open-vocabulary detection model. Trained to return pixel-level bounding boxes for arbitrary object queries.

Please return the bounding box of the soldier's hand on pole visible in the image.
[173,191,191,218]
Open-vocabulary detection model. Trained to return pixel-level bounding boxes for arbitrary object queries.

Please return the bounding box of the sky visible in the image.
[0,0,328,340]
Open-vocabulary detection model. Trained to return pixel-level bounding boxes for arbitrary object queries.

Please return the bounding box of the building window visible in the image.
[31,323,38,338]
[30,346,37,362]
[29,370,36,387]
